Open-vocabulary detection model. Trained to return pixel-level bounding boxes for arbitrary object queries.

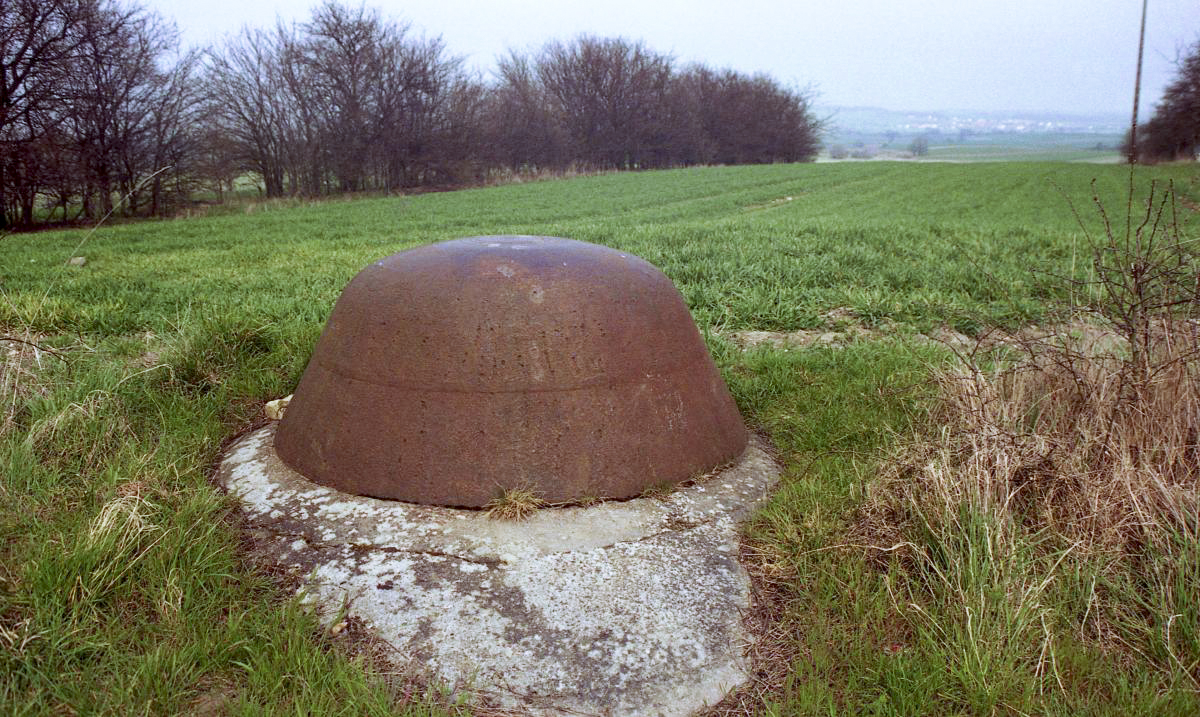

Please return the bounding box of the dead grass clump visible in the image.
[481,162,614,188]
[864,316,1200,693]
[883,317,1199,557]
[0,333,58,438]
[484,487,545,521]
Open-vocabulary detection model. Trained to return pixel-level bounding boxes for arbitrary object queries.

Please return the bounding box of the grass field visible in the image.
[2,162,1199,715]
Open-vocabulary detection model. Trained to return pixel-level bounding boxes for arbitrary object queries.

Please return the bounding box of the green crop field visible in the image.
[2,162,1199,715]
[924,136,1122,162]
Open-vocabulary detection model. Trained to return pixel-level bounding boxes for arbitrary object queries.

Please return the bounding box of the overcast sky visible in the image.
[147,0,1198,117]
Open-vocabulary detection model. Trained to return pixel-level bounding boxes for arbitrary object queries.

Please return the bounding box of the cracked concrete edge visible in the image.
[217,425,781,562]
[263,523,754,717]
[215,425,782,717]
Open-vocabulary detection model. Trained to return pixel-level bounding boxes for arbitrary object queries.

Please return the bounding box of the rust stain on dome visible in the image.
[274,236,747,507]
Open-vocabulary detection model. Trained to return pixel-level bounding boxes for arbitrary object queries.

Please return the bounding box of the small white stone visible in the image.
[264,395,292,420]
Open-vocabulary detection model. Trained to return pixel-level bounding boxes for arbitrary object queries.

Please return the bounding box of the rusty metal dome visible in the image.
[274,236,747,507]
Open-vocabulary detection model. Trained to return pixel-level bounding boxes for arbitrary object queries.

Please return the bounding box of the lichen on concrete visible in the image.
[217,425,780,716]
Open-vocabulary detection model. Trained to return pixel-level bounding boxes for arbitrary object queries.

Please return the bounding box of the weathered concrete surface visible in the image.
[218,425,780,717]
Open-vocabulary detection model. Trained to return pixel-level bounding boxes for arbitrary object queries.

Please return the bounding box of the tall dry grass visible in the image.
[0,334,55,439]
[861,180,1200,698]
[887,317,1198,558]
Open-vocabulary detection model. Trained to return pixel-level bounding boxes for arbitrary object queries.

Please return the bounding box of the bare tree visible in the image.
[0,0,91,227]
[674,64,820,165]
[1,0,195,226]
[275,21,331,195]
[389,36,484,186]
[190,124,238,203]
[298,1,390,191]
[139,47,203,215]
[67,1,194,218]
[909,135,929,157]
[413,60,486,185]
[535,36,674,169]
[204,27,291,197]
[202,2,482,197]
[485,44,820,174]
[485,50,569,172]
[3,1,826,226]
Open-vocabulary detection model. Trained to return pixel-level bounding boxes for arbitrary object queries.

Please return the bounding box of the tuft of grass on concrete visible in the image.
[484,487,546,521]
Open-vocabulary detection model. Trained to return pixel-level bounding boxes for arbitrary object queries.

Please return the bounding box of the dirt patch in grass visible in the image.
[726,314,1131,358]
[727,323,972,352]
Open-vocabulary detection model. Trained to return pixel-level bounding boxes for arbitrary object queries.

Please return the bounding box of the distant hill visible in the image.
[815,106,1128,162]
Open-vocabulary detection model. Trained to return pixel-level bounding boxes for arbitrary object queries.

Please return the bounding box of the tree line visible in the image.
[0,0,821,229]
[1,0,201,228]
[1127,37,1200,163]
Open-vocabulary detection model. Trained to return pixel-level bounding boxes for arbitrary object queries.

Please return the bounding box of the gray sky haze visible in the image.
[150,0,1199,117]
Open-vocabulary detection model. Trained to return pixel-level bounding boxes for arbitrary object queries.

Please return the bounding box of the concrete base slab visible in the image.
[217,426,780,717]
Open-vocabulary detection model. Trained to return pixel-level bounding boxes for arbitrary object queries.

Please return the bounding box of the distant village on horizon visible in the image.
[820,105,1128,137]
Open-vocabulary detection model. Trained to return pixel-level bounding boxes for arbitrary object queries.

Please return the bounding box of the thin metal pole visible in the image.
[1128,0,1149,164]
